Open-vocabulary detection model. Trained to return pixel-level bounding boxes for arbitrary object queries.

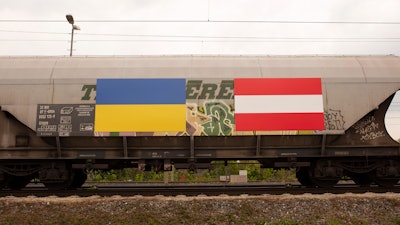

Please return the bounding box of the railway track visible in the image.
[1,182,399,197]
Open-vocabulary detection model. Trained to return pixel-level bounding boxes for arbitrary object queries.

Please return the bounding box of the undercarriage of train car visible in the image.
[0,93,400,190]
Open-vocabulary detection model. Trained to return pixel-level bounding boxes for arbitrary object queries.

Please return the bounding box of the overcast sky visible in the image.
[1,0,400,140]
[1,0,400,56]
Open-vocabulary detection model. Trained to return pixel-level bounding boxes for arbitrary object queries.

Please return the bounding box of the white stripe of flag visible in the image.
[235,95,324,114]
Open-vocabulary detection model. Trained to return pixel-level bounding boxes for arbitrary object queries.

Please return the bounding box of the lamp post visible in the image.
[66,14,80,56]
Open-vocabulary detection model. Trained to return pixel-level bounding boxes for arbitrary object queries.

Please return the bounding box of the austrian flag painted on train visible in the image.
[94,78,186,132]
[234,78,325,131]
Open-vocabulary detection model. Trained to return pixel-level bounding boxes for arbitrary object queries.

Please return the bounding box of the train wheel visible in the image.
[372,162,400,187]
[350,173,373,187]
[40,166,73,190]
[296,167,313,187]
[68,170,87,189]
[309,160,341,188]
[42,169,87,190]
[5,175,31,190]
[372,177,399,188]
[0,172,5,189]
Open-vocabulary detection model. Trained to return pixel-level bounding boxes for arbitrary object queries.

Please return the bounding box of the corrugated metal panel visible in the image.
[259,56,366,82]
[358,57,400,83]
[52,56,192,84]
[0,57,56,84]
[189,56,261,78]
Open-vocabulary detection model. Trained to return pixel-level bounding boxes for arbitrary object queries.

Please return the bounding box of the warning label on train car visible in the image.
[36,104,95,136]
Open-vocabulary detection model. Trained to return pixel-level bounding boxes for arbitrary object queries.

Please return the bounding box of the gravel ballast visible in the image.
[0,193,400,224]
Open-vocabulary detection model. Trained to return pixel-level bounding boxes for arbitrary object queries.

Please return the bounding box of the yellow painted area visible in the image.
[94,104,186,132]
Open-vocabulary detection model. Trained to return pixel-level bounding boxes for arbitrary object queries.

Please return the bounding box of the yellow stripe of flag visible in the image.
[94,104,186,132]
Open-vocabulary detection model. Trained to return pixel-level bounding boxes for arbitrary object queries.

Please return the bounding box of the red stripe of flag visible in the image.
[234,78,322,95]
[235,113,325,131]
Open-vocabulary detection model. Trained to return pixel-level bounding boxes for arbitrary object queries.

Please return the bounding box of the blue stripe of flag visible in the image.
[96,78,186,104]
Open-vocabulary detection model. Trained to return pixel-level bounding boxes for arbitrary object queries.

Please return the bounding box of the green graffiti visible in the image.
[186,80,234,100]
[201,101,234,136]
[81,85,96,101]
[216,80,234,99]
[186,80,202,99]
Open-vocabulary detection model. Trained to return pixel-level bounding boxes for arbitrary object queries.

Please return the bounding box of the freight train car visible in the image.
[1,56,400,189]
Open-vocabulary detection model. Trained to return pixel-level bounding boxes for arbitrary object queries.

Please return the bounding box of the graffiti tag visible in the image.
[324,109,345,130]
[353,116,385,142]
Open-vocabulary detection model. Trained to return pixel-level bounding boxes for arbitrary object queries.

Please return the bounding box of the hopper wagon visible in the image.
[0,55,400,189]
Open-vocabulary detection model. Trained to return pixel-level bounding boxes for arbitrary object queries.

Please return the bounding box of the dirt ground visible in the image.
[0,193,400,224]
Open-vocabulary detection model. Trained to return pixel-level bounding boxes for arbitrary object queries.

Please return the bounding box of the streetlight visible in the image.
[66,14,80,56]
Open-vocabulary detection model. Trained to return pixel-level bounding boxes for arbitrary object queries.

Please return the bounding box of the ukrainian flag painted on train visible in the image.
[94,78,186,132]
